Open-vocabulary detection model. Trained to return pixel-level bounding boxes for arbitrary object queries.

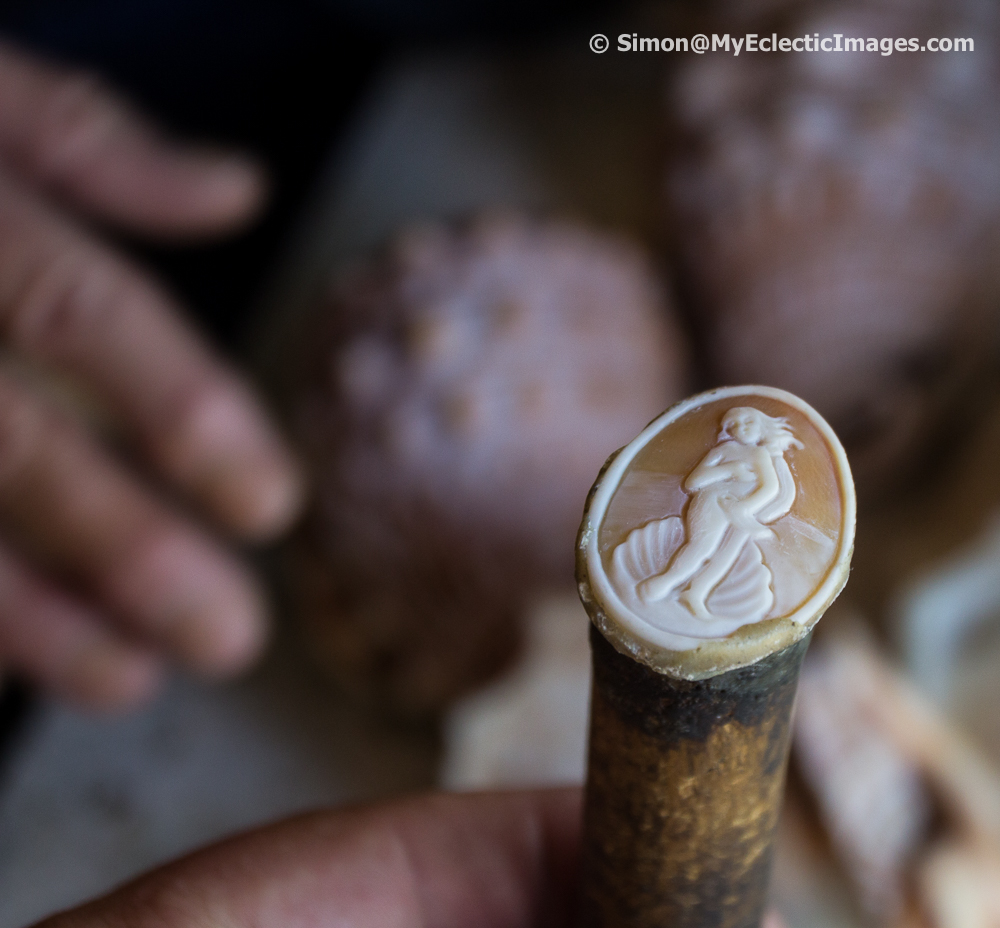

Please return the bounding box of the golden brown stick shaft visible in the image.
[578,628,808,928]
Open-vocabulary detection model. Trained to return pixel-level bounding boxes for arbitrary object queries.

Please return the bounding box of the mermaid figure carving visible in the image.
[611,407,810,636]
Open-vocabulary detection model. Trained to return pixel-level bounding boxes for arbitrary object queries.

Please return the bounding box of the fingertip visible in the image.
[65,642,164,711]
[185,150,269,230]
[222,445,308,543]
[170,384,307,541]
[175,570,271,678]
[108,529,271,680]
[80,142,270,239]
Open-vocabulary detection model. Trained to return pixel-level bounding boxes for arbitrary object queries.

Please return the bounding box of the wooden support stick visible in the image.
[575,386,855,928]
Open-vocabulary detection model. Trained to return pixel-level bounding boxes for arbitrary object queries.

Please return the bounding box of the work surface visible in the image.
[0,637,438,928]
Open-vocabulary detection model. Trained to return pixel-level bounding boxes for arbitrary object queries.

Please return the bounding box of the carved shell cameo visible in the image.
[579,386,855,674]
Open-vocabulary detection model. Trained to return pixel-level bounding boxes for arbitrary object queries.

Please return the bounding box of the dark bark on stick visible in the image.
[578,626,809,928]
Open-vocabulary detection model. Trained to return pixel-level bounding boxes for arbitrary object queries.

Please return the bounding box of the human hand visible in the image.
[31,788,789,928]
[0,42,304,708]
[35,789,582,928]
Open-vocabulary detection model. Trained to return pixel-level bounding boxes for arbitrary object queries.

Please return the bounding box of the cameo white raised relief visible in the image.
[583,386,855,653]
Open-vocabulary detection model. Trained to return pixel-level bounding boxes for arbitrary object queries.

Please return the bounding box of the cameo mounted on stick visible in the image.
[580,384,855,676]
[575,385,856,928]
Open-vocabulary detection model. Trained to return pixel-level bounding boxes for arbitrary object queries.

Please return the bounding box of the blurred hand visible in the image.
[38,789,584,928]
[30,788,787,928]
[0,41,304,708]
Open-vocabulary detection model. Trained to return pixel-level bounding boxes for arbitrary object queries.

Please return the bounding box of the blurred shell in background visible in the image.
[441,592,591,790]
[795,627,1000,928]
[796,632,933,925]
[285,213,687,717]
[665,0,1000,494]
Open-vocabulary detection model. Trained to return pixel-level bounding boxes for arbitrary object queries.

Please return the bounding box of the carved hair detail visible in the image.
[719,407,804,455]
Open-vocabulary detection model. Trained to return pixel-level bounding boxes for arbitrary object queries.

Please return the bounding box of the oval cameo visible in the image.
[582,386,856,653]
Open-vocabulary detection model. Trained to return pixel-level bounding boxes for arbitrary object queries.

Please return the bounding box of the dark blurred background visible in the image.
[0,0,608,347]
